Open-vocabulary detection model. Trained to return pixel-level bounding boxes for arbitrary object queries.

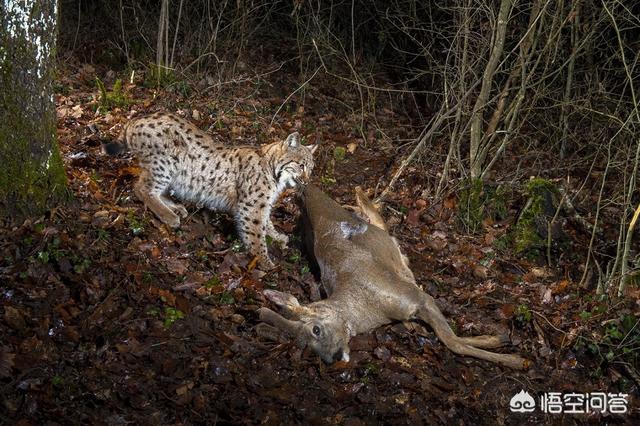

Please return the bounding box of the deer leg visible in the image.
[458,334,510,349]
[416,294,529,370]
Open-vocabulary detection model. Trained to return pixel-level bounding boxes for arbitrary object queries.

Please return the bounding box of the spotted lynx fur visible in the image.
[104,112,317,267]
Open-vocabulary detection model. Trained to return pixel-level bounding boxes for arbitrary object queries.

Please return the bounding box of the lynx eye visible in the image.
[312,325,321,336]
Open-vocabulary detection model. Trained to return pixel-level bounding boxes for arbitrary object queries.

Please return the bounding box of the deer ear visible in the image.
[355,186,388,232]
[264,289,300,310]
[284,132,299,148]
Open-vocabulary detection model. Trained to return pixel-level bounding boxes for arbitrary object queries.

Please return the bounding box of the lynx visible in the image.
[104,112,317,267]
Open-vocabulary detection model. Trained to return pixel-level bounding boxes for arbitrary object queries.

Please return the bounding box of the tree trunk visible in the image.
[468,0,512,179]
[0,0,67,218]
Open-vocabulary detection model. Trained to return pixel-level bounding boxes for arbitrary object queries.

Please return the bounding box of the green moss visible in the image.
[144,63,176,88]
[458,178,484,233]
[493,232,513,253]
[0,140,70,217]
[515,304,532,326]
[163,307,185,327]
[525,177,558,198]
[513,177,559,255]
[457,179,509,233]
[333,146,346,161]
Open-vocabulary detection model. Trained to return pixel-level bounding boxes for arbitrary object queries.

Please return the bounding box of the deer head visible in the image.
[258,290,351,363]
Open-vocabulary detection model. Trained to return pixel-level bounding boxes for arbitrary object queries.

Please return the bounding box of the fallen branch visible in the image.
[557,185,601,236]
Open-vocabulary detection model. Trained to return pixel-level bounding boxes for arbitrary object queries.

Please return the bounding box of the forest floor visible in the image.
[1,56,639,425]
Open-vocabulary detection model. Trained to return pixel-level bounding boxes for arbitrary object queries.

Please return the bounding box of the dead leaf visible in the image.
[230,126,243,136]
[0,347,15,378]
[499,304,516,319]
[117,166,141,178]
[165,258,188,275]
[472,265,489,279]
[551,279,570,294]
[347,143,357,154]
[92,210,111,228]
[426,238,447,252]
[247,256,259,272]
[406,209,421,227]
[4,306,26,331]
[149,287,177,306]
[71,105,83,119]
[432,230,447,240]
[483,232,496,245]
[444,196,456,209]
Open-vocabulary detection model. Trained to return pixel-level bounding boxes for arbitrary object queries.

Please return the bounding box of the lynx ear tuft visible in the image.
[285,132,300,148]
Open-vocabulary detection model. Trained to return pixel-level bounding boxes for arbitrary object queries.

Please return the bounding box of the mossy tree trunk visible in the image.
[0,0,67,218]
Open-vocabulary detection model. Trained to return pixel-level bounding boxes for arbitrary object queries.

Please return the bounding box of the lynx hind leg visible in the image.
[134,171,180,228]
[161,195,188,218]
[236,207,274,269]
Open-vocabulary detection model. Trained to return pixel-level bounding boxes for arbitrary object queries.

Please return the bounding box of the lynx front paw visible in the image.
[160,213,181,229]
[271,232,289,247]
[259,256,275,270]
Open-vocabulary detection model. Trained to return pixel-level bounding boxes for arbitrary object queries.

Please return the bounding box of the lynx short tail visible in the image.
[102,122,132,155]
[102,141,127,155]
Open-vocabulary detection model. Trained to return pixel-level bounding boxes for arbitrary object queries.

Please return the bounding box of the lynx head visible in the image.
[258,290,351,363]
[264,132,318,189]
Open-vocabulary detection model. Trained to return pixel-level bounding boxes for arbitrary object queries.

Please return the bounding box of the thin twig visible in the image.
[269,66,322,128]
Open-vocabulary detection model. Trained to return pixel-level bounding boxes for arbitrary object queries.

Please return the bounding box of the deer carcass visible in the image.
[258,185,529,369]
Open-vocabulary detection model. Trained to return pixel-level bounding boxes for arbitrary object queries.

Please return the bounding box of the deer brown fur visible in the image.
[258,185,529,369]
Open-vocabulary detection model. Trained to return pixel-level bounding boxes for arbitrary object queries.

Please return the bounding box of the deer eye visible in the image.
[312,325,321,336]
